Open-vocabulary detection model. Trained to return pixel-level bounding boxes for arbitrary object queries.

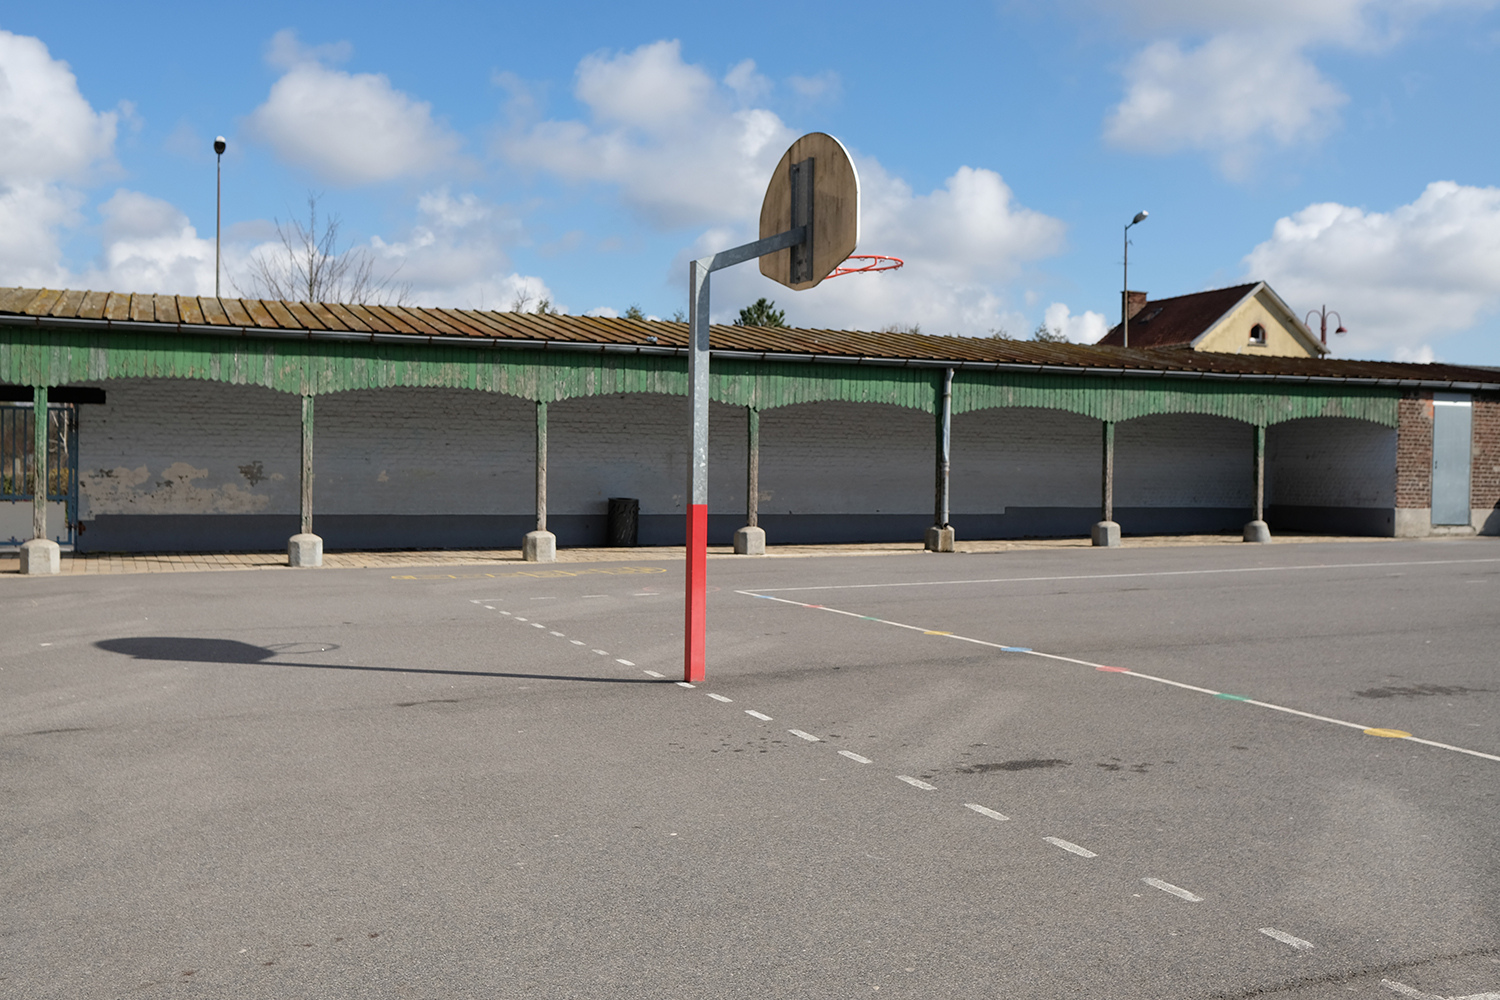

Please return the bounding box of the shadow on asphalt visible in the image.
[93,636,664,684]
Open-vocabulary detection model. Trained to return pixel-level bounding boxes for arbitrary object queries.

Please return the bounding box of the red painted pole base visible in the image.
[684,503,707,682]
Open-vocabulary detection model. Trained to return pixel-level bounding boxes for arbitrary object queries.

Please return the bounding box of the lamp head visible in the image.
[214,136,227,155]
[1132,210,1149,225]
[1335,325,1347,335]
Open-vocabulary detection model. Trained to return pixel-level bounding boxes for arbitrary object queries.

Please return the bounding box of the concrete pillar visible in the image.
[734,406,765,555]
[926,368,956,552]
[523,398,556,561]
[1092,420,1120,546]
[288,393,323,566]
[1243,423,1271,543]
[19,385,60,575]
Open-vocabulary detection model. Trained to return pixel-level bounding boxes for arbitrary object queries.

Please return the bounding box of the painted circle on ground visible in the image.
[1363,727,1412,738]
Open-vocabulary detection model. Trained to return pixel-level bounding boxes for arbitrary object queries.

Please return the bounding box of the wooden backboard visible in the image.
[758,133,860,291]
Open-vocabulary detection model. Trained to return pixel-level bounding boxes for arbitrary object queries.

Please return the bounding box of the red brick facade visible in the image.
[1396,392,1433,510]
[1473,394,1500,513]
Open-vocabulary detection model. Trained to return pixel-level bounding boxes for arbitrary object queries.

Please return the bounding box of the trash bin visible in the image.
[607,497,639,547]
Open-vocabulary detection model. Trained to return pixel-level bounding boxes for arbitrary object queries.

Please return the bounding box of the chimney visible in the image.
[1123,290,1148,321]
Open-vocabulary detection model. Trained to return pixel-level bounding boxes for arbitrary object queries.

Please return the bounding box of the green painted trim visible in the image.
[0,327,1397,426]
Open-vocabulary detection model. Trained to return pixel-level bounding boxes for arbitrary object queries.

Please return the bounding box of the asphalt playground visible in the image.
[3,539,1499,999]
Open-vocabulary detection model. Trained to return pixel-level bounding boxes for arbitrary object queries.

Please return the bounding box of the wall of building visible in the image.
[1266,417,1397,536]
[1472,396,1500,534]
[1195,289,1320,358]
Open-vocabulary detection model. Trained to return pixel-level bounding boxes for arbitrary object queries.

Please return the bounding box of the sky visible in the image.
[2,0,1499,364]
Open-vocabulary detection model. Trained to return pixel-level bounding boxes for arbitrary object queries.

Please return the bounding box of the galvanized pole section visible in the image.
[32,385,48,541]
[1122,226,1130,350]
[1101,420,1115,524]
[746,406,759,529]
[535,400,548,532]
[299,394,314,535]
[936,368,953,527]
[215,149,223,299]
[1252,424,1265,523]
[685,259,711,682]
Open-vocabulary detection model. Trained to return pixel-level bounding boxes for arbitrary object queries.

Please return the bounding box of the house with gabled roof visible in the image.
[1097,282,1329,358]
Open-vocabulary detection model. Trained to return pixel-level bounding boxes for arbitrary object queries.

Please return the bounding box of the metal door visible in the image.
[1431,394,1472,526]
[0,402,78,545]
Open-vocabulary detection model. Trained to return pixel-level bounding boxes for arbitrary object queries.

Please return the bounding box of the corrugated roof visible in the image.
[2,286,1498,388]
[1097,283,1260,349]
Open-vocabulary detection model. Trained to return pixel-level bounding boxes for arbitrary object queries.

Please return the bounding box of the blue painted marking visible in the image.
[1214,693,1250,701]
[1000,646,1032,652]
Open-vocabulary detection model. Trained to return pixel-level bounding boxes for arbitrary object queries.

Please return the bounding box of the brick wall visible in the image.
[951,407,1098,510]
[1396,392,1433,509]
[1267,417,1396,507]
[1472,394,1500,514]
[1115,414,1254,507]
[760,401,933,514]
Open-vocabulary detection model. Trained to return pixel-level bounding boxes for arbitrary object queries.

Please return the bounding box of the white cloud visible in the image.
[500,40,797,229]
[81,190,215,295]
[1243,181,1500,360]
[1100,0,1495,175]
[788,71,841,102]
[245,30,461,185]
[1042,302,1109,343]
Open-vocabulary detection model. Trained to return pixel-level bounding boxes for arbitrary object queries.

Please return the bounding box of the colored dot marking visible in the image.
[807,604,825,609]
[1364,728,1412,738]
[1214,693,1250,701]
[1000,646,1031,652]
[1096,666,1129,673]
[924,630,952,636]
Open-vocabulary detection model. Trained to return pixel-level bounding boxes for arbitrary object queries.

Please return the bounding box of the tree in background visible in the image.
[735,298,786,328]
[1031,321,1067,343]
[241,195,408,305]
[881,321,922,336]
[624,304,647,321]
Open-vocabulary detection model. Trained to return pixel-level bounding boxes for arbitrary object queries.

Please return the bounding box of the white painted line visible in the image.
[897,775,935,790]
[964,803,1009,822]
[1142,878,1202,902]
[788,729,821,742]
[616,659,635,666]
[740,556,1500,594]
[501,611,512,615]
[643,670,664,678]
[1044,837,1097,858]
[1259,927,1314,950]
[570,640,584,645]
[549,631,566,637]
[514,617,527,621]
[592,649,608,655]
[839,750,872,764]
[531,623,546,629]
[706,693,733,703]
[676,681,695,688]
[745,710,773,721]
[483,606,495,610]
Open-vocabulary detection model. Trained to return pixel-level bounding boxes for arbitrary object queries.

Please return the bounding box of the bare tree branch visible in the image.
[238,194,410,305]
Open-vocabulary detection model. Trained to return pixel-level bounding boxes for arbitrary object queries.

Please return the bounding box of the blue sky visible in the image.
[3,0,1499,363]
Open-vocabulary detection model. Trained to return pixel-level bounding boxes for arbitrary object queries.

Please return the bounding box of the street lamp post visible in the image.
[214,136,226,298]
[1122,210,1148,348]
[1304,305,1347,346]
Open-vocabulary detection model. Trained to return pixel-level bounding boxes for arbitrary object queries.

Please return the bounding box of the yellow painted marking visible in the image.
[1363,728,1412,738]
[923,630,952,636]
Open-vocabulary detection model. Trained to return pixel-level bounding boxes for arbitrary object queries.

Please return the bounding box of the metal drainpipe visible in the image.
[936,368,953,528]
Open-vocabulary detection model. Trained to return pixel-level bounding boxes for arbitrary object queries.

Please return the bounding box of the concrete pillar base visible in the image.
[733,526,766,555]
[925,525,956,552]
[1091,521,1121,547]
[288,533,323,567]
[523,530,556,563]
[1242,520,1271,544]
[19,538,61,575]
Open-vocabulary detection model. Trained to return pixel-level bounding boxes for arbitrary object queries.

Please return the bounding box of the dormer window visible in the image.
[1249,323,1266,345]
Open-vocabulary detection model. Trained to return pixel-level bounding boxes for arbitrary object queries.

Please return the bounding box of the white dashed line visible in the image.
[531,623,546,629]
[897,775,935,790]
[676,681,696,689]
[549,631,566,637]
[745,710,773,721]
[1044,837,1097,858]
[514,617,527,622]
[616,659,635,666]
[643,670,664,678]
[570,640,584,645]
[964,803,1009,822]
[592,649,608,655]
[706,693,733,703]
[1259,927,1314,950]
[838,750,873,764]
[1142,878,1202,902]
[483,606,495,610]
[788,730,821,742]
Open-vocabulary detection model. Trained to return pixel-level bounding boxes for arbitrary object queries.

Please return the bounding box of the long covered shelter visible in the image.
[2,287,1497,560]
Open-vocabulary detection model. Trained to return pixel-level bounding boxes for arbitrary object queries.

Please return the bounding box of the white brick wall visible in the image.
[1115,414,1255,507]
[952,407,1099,510]
[1268,417,1395,507]
[759,402,933,514]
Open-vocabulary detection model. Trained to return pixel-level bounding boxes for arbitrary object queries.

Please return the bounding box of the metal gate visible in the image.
[1,402,79,545]
[1431,393,1472,527]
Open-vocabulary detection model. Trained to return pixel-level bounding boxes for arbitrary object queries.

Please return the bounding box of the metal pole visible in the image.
[685,258,710,683]
[746,406,759,529]
[32,385,48,541]
[216,152,222,299]
[1122,227,1129,350]
[535,400,548,532]
[936,368,953,527]
[1252,424,1265,523]
[300,394,314,535]
[1102,420,1115,524]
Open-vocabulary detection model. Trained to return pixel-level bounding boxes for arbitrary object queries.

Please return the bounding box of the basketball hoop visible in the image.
[828,255,903,277]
